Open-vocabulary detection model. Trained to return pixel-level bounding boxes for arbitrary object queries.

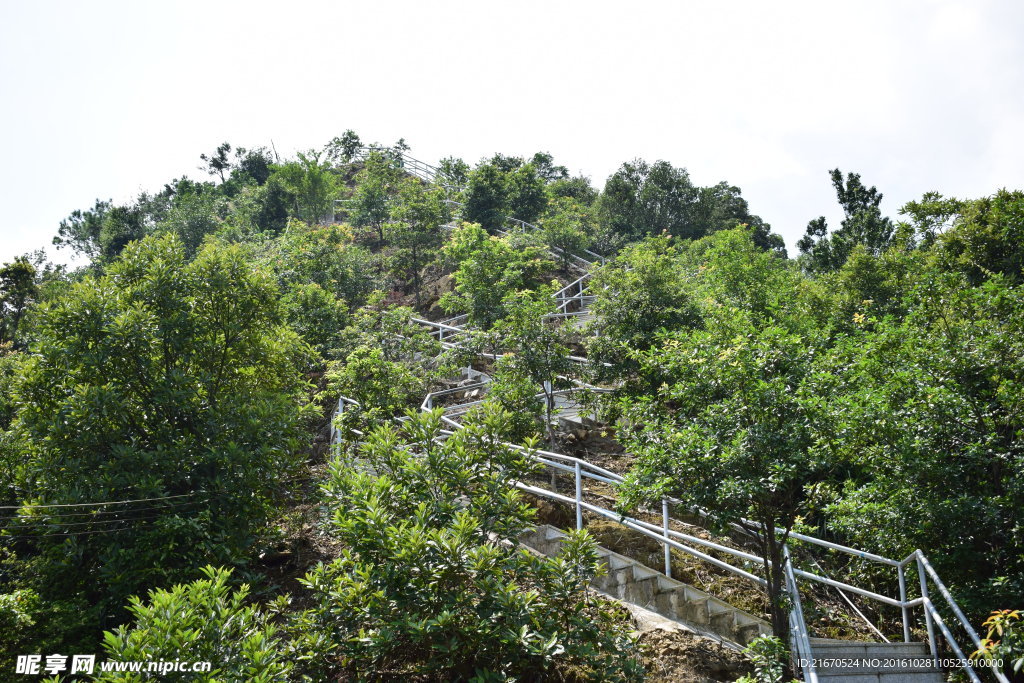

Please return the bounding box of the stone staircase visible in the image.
[552,392,591,427]
[519,524,772,647]
[809,639,943,683]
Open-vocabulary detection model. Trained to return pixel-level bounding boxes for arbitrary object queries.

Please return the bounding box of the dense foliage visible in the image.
[1,235,316,652]
[0,132,1018,678]
[591,191,1024,626]
[290,408,642,680]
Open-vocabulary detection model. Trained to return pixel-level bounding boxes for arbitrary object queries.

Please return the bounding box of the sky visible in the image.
[1,0,1022,265]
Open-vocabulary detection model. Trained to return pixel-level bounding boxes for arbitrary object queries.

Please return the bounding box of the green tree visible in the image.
[487,287,574,448]
[280,282,350,357]
[292,408,643,681]
[53,199,152,262]
[587,236,701,383]
[619,315,828,641]
[439,223,553,328]
[275,150,341,225]
[505,162,547,223]
[269,222,377,311]
[605,229,829,639]
[436,156,470,190]
[350,149,402,242]
[0,257,38,346]
[599,159,780,249]
[530,151,569,183]
[325,129,362,164]
[385,177,450,305]
[5,234,315,618]
[541,197,594,270]
[158,184,224,257]
[463,158,548,228]
[53,198,110,260]
[798,169,894,272]
[697,181,784,255]
[599,159,700,242]
[327,296,442,430]
[99,566,292,682]
[549,175,599,205]
[930,189,1024,285]
[199,142,233,183]
[462,162,508,229]
[231,145,274,186]
[817,268,1024,614]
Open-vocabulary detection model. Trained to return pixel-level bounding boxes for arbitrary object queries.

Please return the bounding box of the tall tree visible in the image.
[462,163,508,229]
[325,129,362,164]
[276,149,341,225]
[599,159,700,242]
[53,199,111,260]
[199,142,233,183]
[439,223,552,329]
[385,178,450,305]
[350,150,401,242]
[487,287,574,448]
[0,257,38,346]
[612,229,831,641]
[6,234,315,615]
[798,169,894,272]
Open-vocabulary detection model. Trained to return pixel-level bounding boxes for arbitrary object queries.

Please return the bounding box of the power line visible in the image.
[0,499,206,521]
[0,493,198,511]
[1,512,188,529]
[1,522,160,540]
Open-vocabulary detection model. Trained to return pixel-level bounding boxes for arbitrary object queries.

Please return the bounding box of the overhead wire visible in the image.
[1,503,205,527]
[0,493,198,510]
[1,523,164,540]
[0,498,206,521]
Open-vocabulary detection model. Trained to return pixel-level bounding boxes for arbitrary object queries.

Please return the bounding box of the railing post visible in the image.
[662,498,672,578]
[898,563,911,643]
[917,552,939,666]
[574,461,583,531]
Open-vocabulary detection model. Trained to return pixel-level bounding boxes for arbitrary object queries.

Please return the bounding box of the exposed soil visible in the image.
[638,628,751,683]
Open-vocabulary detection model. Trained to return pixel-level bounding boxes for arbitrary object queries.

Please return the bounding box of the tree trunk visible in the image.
[761,526,792,652]
[543,382,557,451]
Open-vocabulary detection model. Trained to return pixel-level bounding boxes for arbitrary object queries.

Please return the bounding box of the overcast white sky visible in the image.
[1,0,1022,265]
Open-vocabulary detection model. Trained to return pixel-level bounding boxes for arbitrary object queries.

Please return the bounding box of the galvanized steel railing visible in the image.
[325,147,1001,683]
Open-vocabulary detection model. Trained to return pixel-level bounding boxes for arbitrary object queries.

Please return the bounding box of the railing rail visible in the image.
[785,546,819,683]
[326,147,997,683]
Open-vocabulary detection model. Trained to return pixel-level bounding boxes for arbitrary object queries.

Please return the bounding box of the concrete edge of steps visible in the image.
[809,639,944,683]
[519,524,772,647]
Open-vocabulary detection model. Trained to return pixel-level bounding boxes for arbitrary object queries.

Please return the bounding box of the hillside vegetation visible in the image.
[0,134,1021,681]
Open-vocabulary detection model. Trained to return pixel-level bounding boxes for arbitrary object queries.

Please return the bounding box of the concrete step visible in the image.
[816,673,942,683]
[812,642,929,657]
[811,640,942,683]
[519,524,770,646]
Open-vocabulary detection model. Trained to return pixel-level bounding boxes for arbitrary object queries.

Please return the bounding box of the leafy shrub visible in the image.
[974,610,1024,679]
[737,635,792,683]
[291,408,643,681]
[6,234,316,613]
[99,566,291,682]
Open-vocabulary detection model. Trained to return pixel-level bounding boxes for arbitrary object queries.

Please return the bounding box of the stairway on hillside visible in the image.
[381,145,967,683]
[808,639,943,683]
[520,524,772,647]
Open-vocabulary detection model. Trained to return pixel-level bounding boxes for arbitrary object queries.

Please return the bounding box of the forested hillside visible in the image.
[0,134,1021,681]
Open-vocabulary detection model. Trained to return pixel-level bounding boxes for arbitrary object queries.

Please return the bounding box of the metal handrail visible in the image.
[328,147,996,683]
[785,546,819,683]
[334,386,997,682]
